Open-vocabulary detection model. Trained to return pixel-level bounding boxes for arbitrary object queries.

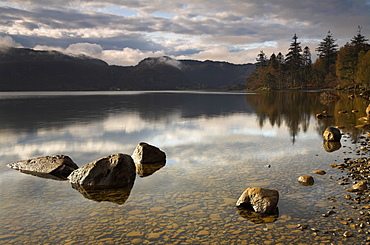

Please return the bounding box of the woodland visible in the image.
[246,26,370,90]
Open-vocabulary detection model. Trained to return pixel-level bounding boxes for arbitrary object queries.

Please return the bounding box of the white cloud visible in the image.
[0,35,23,48]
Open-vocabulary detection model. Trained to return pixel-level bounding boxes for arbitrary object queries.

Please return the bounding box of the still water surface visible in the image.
[0,91,368,244]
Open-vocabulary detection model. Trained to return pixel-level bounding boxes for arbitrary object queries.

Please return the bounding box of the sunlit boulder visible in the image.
[132,142,166,164]
[236,187,279,214]
[7,155,78,179]
[323,127,341,142]
[68,153,136,187]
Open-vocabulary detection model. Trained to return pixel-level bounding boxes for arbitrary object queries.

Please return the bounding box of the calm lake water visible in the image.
[0,91,369,244]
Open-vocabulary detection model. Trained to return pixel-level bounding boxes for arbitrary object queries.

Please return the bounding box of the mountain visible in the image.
[0,47,256,91]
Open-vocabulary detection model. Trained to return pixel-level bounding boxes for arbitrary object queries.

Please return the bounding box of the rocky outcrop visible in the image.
[132,142,166,164]
[236,187,279,214]
[323,127,342,142]
[297,175,315,186]
[7,155,78,179]
[68,153,136,187]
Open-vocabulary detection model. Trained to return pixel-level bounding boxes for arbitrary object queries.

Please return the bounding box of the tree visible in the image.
[256,50,268,70]
[302,46,312,87]
[355,50,370,87]
[336,43,357,86]
[351,26,370,53]
[302,46,312,66]
[285,34,303,87]
[315,31,338,72]
[336,27,370,88]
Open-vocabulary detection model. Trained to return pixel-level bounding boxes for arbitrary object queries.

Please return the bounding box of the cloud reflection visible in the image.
[0,109,316,162]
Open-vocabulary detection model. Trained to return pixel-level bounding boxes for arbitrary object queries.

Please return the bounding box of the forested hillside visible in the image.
[247,26,370,90]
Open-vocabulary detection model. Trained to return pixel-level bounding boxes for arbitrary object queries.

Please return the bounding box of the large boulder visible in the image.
[236,187,279,214]
[132,142,166,163]
[323,127,341,142]
[68,153,136,187]
[7,155,78,179]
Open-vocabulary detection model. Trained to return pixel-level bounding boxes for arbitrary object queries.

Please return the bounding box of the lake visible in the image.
[0,90,369,244]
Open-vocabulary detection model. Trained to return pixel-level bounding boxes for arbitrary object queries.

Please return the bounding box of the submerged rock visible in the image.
[132,142,166,164]
[353,181,367,190]
[236,187,279,214]
[297,175,314,186]
[7,155,78,179]
[313,170,326,175]
[68,153,136,187]
[323,127,342,142]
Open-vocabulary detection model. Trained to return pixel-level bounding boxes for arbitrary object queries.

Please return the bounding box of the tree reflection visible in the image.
[246,91,370,143]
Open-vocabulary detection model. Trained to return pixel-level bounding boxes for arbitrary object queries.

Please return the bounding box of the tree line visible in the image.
[246,26,370,90]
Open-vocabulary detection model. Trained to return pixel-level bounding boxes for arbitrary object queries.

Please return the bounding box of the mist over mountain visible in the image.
[0,48,256,91]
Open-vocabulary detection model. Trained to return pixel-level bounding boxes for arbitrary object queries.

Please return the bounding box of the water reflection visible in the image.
[323,141,342,152]
[70,183,134,205]
[135,161,166,177]
[14,169,69,181]
[2,91,370,244]
[237,207,279,224]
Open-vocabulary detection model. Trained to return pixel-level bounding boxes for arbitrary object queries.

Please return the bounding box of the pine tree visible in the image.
[302,46,312,66]
[302,46,312,88]
[315,31,338,72]
[285,34,303,87]
[256,50,268,70]
[351,26,370,53]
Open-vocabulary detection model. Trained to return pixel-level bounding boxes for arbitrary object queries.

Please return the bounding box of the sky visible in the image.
[0,0,369,66]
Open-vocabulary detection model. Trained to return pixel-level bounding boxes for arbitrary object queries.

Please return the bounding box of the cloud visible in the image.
[0,0,369,65]
[0,35,23,48]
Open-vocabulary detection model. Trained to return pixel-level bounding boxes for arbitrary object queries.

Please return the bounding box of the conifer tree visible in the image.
[315,31,338,72]
[285,34,303,87]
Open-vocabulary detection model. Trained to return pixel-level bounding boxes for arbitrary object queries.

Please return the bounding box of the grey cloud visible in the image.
[0,0,369,64]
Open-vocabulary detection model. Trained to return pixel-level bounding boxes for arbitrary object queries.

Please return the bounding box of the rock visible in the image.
[343,231,353,237]
[316,111,332,119]
[313,170,326,175]
[366,104,370,117]
[297,175,314,186]
[353,181,367,190]
[7,155,78,179]
[68,153,136,187]
[236,187,279,214]
[132,142,166,164]
[323,127,342,142]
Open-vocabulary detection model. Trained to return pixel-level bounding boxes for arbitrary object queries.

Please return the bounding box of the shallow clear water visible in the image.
[0,91,368,244]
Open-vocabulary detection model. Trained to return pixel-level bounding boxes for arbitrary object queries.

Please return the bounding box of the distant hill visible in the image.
[0,47,256,91]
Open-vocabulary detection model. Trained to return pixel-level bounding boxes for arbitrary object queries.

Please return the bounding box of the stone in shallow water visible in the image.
[297,175,314,186]
[7,155,78,179]
[353,181,367,190]
[236,187,279,214]
[132,142,166,164]
[68,153,136,187]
